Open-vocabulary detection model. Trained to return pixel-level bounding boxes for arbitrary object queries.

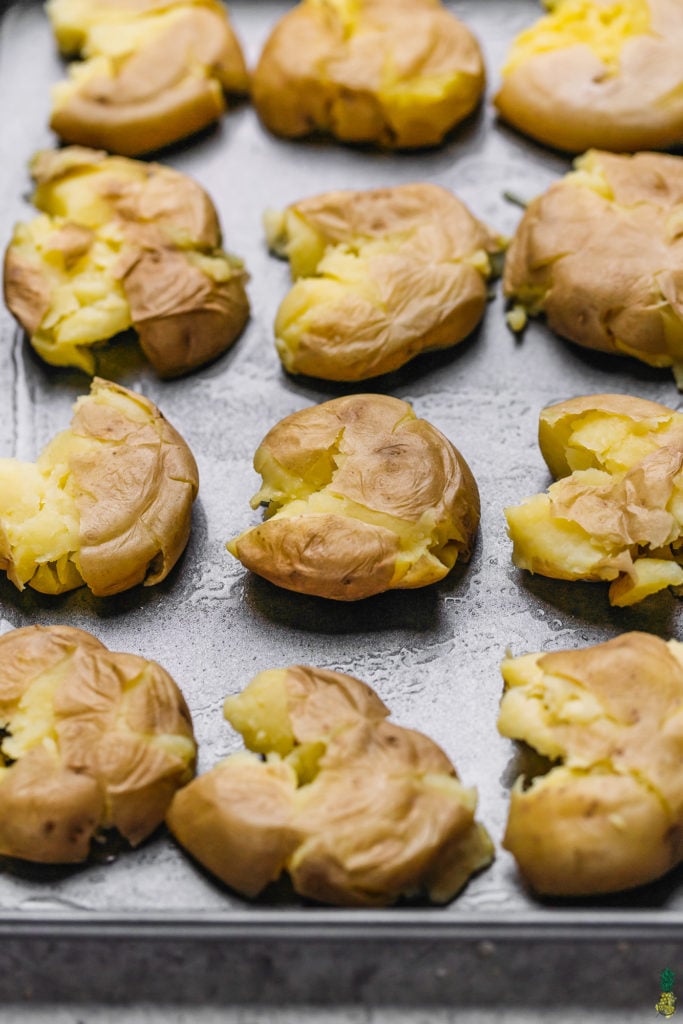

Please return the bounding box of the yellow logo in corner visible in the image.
[657,969,677,1018]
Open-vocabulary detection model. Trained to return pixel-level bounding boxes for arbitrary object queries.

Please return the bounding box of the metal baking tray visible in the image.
[1,0,682,944]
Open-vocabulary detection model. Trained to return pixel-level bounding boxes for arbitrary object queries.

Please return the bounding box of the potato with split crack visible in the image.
[3,147,249,378]
[499,632,683,895]
[0,624,196,864]
[252,0,485,149]
[265,183,503,382]
[166,664,493,905]
[226,394,480,600]
[0,377,198,597]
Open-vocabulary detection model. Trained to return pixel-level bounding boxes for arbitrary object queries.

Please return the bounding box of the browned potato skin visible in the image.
[252,0,484,149]
[167,665,491,906]
[0,625,196,863]
[494,0,683,153]
[4,147,250,379]
[503,150,683,369]
[228,394,480,600]
[49,0,249,156]
[499,632,683,895]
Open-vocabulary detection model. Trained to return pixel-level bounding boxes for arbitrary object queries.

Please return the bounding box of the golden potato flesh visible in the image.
[505,393,683,606]
[494,0,683,152]
[265,184,503,382]
[499,632,683,895]
[503,150,683,380]
[167,665,493,906]
[47,0,248,155]
[252,0,485,149]
[0,377,198,597]
[227,394,480,600]
[3,147,249,378]
[0,624,195,863]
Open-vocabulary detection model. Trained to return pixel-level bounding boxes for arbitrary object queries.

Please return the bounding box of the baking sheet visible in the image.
[0,0,682,940]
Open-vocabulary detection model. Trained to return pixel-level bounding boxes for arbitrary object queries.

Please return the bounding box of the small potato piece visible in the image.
[0,624,196,863]
[3,147,249,378]
[494,0,683,153]
[167,665,493,906]
[266,184,503,381]
[503,150,683,381]
[227,394,480,600]
[252,0,485,149]
[499,632,683,895]
[505,393,683,606]
[47,0,248,156]
[0,377,198,597]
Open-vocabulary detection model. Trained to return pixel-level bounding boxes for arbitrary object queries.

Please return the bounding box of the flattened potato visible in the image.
[227,394,480,600]
[503,150,683,382]
[4,147,249,378]
[0,624,196,863]
[167,664,493,905]
[499,632,683,895]
[0,378,198,597]
[252,0,485,149]
[265,184,503,381]
[494,0,683,153]
[47,0,248,155]
[505,393,683,606]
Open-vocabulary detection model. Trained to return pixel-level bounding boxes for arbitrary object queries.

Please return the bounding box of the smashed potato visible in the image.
[505,393,683,606]
[265,184,503,382]
[0,377,198,597]
[47,0,248,155]
[494,0,683,152]
[167,664,493,905]
[0,624,195,864]
[504,150,683,383]
[499,632,683,895]
[227,394,480,600]
[4,147,249,378]
[252,0,485,149]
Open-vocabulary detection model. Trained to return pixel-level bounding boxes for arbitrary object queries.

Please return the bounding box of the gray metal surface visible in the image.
[0,0,682,945]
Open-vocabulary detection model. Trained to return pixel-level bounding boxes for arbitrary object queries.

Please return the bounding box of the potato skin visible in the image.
[252,0,484,149]
[0,625,196,864]
[503,150,683,371]
[167,664,493,906]
[499,632,683,895]
[494,0,683,153]
[48,0,248,156]
[227,394,480,600]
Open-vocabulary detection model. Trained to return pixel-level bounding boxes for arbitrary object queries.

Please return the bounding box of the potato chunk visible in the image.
[0,624,196,863]
[47,0,248,155]
[4,147,249,378]
[252,0,485,149]
[505,393,683,606]
[227,394,480,600]
[499,632,683,895]
[167,664,493,905]
[494,0,683,152]
[0,378,198,597]
[265,184,502,381]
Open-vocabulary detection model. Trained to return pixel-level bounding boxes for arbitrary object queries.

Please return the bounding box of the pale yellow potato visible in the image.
[3,147,249,378]
[47,0,248,156]
[503,150,683,382]
[265,184,503,382]
[494,0,683,153]
[227,394,480,600]
[505,393,683,606]
[0,377,198,597]
[252,0,485,149]
[167,664,493,906]
[499,632,683,895]
[0,624,196,863]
